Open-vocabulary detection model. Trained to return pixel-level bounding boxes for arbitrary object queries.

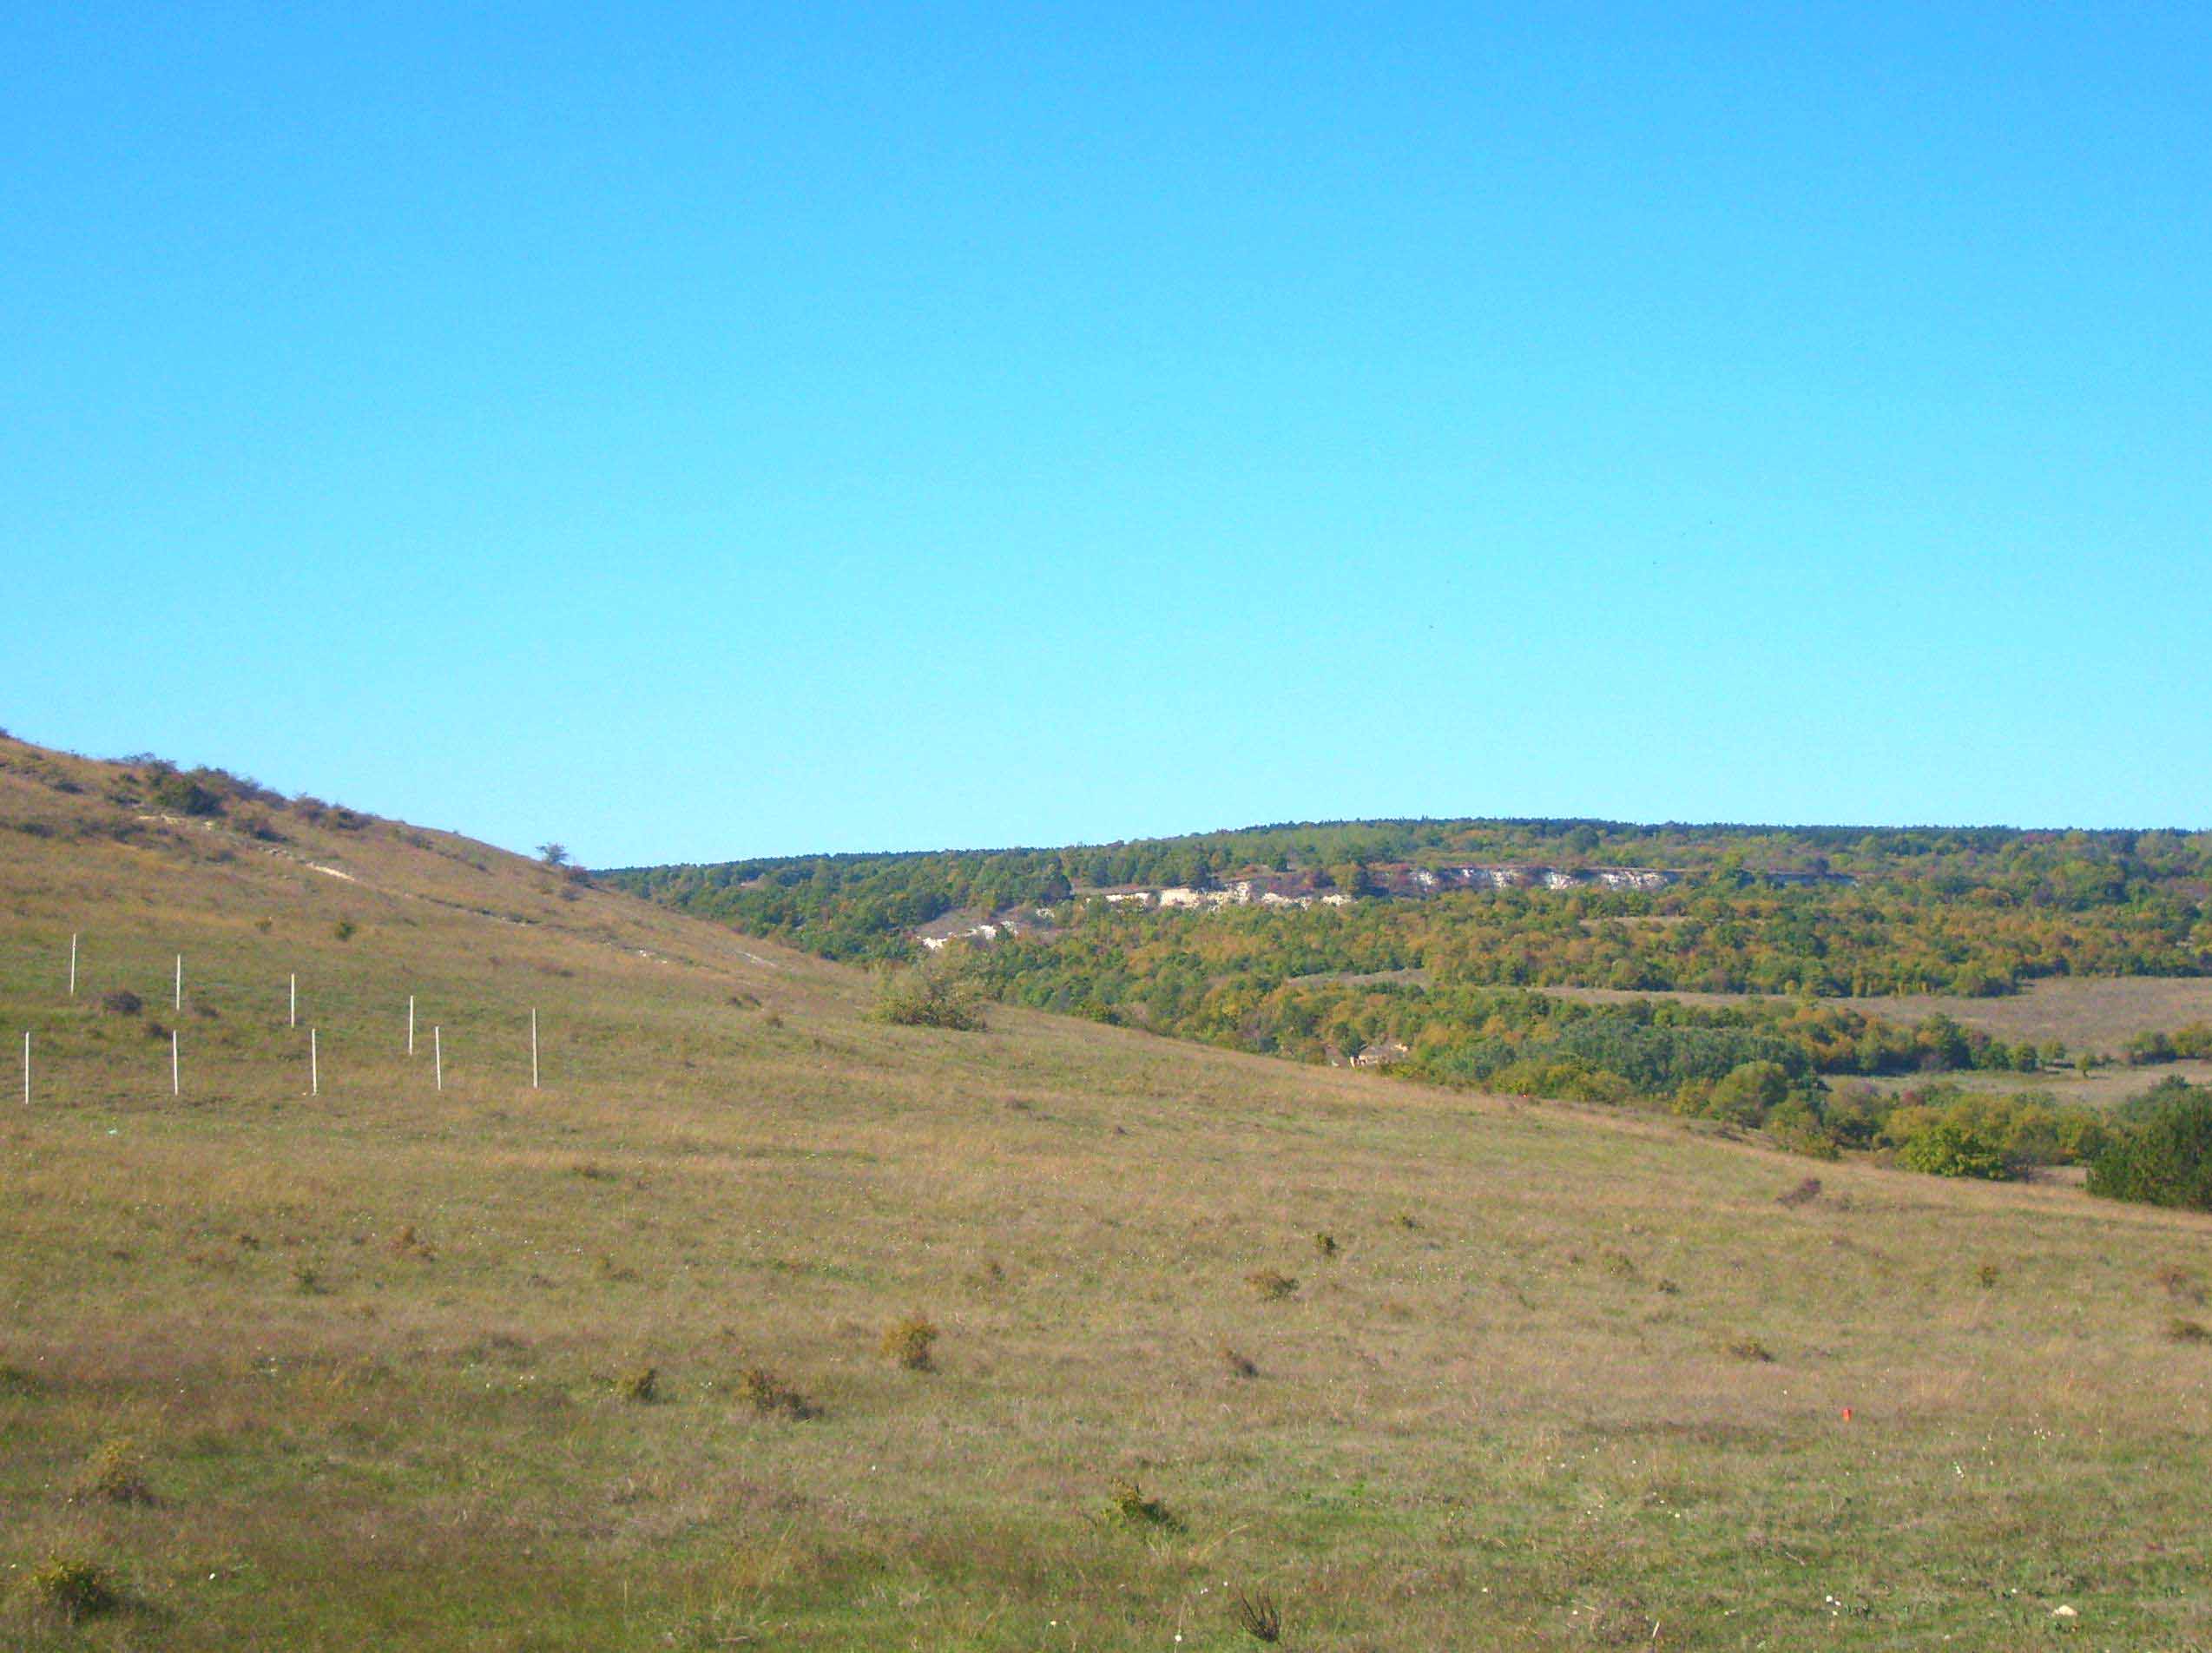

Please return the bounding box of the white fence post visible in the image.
[69,933,78,997]
[310,1027,319,1097]
[170,1029,180,1097]
[530,1008,539,1090]
[434,1025,443,1091]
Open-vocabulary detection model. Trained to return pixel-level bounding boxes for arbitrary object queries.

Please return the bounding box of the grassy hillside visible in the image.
[616,820,2212,1155]
[3,735,2211,1650]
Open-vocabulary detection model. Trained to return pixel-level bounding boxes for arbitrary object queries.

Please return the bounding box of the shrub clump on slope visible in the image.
[2089,1082,2212,1211]
[875,965,987,1031]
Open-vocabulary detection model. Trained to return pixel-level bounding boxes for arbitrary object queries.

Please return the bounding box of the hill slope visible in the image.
[3,736,2209,1650]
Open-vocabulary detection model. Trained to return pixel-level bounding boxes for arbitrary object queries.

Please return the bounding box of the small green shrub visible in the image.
[332,919,356,941]
[737,1367,817,1419]
[1704,1060,1793,1126]
[617,1366,660,1402]
[880,1314,939,1370]
[20,1557,119,1622]
[1895,1120,2015,1180]
[76,1439,155,1505]
[144,767,222,816]
[875,968,987,1031]
[1108,1476,1177,1529]
[1313,1231,1339,1260]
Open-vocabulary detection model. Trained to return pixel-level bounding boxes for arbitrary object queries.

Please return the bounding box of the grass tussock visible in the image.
[75,1439,155,1505]
[736,1366,818,1420]
[1728,1337,1777,1363]
[0,1363,50,1398]
[2168,1318,2211,1345]
[879,1314,939,1371]
[617,1365,660,1403]
[1245,1269,1300,1301]
[1313,1230,1340,1260]
[1221,1343,1259,1380]
[386,1224,437,1262]
[2156,1264,2206,1305]
[1776,1176,1823,1207]
[17,1556,120,1623]
[1234,1589,1283,1643]
[1107,1476,1178,1530]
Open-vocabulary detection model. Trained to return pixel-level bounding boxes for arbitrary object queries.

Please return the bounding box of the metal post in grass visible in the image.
[408,995,416,1057]
[310,1027,319,1097]
[530,1007,539,1090]
[290,972,297,1029]
[69,933,78,997]
[434,1024,443,1091]
[174,952,183,1012]
[170,1029,180,1098]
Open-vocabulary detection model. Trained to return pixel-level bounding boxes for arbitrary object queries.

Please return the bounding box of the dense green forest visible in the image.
[613,819,2212,1176]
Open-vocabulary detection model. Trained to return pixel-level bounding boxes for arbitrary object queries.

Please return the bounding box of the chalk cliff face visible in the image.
[1417,865,1679,893]
[915,863,1850,945]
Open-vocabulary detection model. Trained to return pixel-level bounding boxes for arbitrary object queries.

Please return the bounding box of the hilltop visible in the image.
[3,734,2210,1649]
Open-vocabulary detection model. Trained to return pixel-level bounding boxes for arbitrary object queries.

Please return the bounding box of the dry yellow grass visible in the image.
[3,735,2210,1649]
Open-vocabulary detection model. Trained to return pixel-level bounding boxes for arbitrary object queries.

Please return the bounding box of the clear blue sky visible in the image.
[6,4,2207,864]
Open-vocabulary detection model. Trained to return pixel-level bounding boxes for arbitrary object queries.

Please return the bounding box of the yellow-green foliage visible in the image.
[18,1557,119,1623]
[875,966,987,1031]
[879,1314,939,1370]
[736,1366,817,1419]
[73,1439,153,1505]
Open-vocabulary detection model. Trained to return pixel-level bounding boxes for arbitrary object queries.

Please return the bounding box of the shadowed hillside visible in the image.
[3,734,2210,1650]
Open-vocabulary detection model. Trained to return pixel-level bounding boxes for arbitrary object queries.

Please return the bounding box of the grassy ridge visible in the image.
[3,736,2212,1648]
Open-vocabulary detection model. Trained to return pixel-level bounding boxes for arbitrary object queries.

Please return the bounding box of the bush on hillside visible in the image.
[1892,1117,2014,1180]
[1704,1060,1792,1126]
[875,966,987,1031]
[2123,1030,2179,1066]
[142,765,223,816]
[2088,1092,2212,1212]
